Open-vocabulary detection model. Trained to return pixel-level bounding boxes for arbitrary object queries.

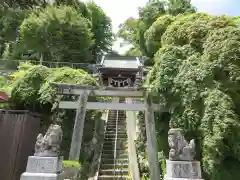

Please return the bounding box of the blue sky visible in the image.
[83,0,240,52]
[193,0,240,16]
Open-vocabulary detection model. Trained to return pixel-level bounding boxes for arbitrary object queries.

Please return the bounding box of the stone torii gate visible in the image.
[52,82,168,180]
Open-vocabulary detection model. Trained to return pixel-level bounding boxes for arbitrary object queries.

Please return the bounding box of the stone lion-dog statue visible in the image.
[34,124,63,157]
[168,128,196,161]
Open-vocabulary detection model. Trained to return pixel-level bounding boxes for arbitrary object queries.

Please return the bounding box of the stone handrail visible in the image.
[113,110,119,178]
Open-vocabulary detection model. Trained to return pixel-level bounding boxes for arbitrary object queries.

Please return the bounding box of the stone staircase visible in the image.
[98,110,129,180]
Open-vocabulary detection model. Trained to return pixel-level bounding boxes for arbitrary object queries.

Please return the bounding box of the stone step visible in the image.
[106,123,126,126]
[116,154,128,159]
[100,159,114,165]
[106,119,124,122]
[102,154,128,159]
[102,141,115,145]
[106,121,126,123]
[103,138,127,142]
[104,139,127,142]
[106,126,126,129]
[103,144,128,150]
[101,158,129,163]
[114,159,129,165]
[107,120,126,122]
[105,131,127,134]
[106,125,126,128]
[103,139,128,143]
[102,150,126,154]
[105,134,127,136]
[107,114,117,116]
[101,158,128,165]
[106,118,118,120]
[104,139,127,143]
[106,128,126,131]
[104,135,127,139]
[101,152,126,156]
[106,130,127,133]
[102,148,127,152]
[102,145,114,149]
[101,153,114,158]
[104,136,127,139]
[106,123,125,126]
[98,175,128,180]
[105,132,127,135]
[104,137,127,140]
[99,169,129,176]
[100,163,128,169]
[102,148,128,153]
[98,110,130,180]
[103,143,127,147]
[106,119,117,121]
[105,131,127,136]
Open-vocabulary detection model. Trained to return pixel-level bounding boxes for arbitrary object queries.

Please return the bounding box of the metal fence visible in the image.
[0,110,41,180]
[0,59,100,73]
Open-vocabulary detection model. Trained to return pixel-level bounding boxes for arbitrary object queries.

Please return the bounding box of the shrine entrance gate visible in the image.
[53,83,168,180]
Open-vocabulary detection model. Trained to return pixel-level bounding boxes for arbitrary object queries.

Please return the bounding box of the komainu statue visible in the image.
[168,128,196,161]
[34,124,63,157]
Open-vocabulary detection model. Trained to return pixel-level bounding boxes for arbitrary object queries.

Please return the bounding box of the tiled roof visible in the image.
[101,56,141,69]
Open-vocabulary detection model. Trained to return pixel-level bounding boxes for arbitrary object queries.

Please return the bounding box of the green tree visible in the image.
[138,0,166,28]
[118,0,196,61]
[117,1,166,58]
[87,1,113,63]
[0,5,28,56]
[0,6,27,41]
[0,0,48,8]
[117,17,138,45]
[137,0,166,56]
[167,0,196,15]
[144,14,175,58]
[145,13,240,180]
[20,5,94,63]
[4,62,97,112]
[123,47,141,56]
[2,62,102,170]
[106,50,121,57]
[0,75,8,89]
[54,0,92,20]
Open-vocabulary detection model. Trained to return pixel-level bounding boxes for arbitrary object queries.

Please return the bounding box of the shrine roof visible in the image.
[100,56,142,69]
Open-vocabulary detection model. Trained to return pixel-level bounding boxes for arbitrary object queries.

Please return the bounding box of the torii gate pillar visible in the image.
[68,90,89,161]
[144,92,161,180]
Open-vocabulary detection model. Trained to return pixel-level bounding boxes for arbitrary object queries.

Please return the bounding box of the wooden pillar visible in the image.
[69,90,89,161]
[144,92,161,180]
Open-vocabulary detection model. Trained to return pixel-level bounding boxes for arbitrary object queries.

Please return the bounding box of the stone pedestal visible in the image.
[21,156,64,180]
[164,160,204,180]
